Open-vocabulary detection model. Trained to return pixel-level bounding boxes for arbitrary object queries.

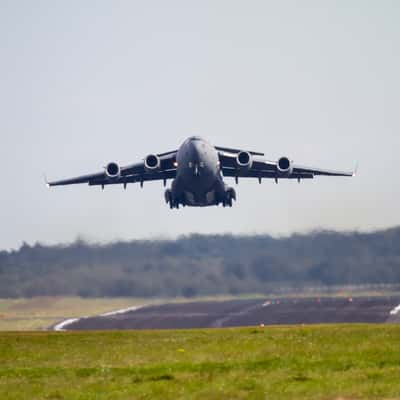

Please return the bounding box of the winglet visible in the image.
[43,174,51,188]
[352,162,359,177]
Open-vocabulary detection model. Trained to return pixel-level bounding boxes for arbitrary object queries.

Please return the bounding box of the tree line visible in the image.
[1,227,399,298]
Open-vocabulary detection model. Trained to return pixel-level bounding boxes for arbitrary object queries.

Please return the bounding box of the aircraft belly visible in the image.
[183,189,217,207]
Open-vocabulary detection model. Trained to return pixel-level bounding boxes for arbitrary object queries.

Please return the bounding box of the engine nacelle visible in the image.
[144,154,161,171]
[277,156,293,174]
[105,162,120,178]
[236,151,253,169]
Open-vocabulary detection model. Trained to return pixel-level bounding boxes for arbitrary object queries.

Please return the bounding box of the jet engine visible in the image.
[144,154,161,171]
[277,156,293,174]
[105,162,121,178]
[236,151,253,169]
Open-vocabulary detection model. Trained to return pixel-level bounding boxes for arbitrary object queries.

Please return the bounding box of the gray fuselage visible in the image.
[169,136,227,207]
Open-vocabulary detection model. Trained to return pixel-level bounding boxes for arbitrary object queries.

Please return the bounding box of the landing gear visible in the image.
[222,198,232,207]
[221,187,236,208]
[164,189,184,209]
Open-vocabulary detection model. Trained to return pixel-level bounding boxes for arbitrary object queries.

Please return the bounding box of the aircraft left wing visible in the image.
[47,150,177,188]
[218,150,355,181]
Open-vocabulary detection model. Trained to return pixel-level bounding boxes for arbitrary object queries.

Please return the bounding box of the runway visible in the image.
[56,296,400,330]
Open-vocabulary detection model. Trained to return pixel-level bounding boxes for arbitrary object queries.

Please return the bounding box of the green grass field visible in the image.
[1,325,400,399]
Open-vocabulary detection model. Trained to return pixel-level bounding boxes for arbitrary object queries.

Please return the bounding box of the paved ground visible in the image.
[65,296,400,330]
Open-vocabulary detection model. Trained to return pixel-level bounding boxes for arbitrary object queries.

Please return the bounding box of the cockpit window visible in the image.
[189,136,201,141]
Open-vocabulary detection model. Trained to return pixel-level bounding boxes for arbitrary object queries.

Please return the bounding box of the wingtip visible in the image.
[43,174,51,188]
[352,162,359,177]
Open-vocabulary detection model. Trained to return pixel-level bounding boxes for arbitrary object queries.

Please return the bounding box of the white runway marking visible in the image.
[53,318,81,331]
[100,305,143,316]
[210,301,264,328]
[390,304,400,315]
[52,305,144,331]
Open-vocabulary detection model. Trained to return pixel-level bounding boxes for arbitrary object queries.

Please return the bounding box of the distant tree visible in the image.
[1,228,400,298]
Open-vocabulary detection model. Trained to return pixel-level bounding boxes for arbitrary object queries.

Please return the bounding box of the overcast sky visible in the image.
[1,1,399,250]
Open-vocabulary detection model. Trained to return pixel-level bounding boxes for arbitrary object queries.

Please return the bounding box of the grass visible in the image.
[1,325,400,399]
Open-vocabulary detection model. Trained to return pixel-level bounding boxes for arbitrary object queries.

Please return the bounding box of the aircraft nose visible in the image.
[188,140,201,162]
[186,140,205,176]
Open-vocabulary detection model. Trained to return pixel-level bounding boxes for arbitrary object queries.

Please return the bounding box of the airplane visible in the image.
[47,136,355,208]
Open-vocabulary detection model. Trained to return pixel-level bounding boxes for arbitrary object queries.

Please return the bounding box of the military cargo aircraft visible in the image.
[47,136,355,208]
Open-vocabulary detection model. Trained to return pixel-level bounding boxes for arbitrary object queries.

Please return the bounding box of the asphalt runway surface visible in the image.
[64,296,400,330]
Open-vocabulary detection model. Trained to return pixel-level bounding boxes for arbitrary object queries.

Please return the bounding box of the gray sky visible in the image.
[1,1,399,250]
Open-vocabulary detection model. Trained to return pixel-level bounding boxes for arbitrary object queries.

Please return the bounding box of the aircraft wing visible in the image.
[47,150,178,188]
[218,150,355,180]
[288,164,355,177]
